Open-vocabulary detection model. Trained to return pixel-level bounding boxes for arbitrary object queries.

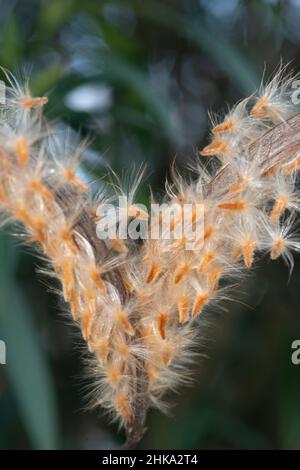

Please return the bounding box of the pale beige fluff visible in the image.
[1,67,300,446]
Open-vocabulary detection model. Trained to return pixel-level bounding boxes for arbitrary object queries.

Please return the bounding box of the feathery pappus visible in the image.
[1,66,300,448]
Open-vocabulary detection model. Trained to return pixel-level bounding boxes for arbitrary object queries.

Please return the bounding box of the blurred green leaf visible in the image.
[0,235,60,449]
[116,0,259,93]
[37,0,75,33]
[96,52,182,143]
[97,16,142,60]
[186,21,259,93]
[30,63,65,96]
[0,15,22,68]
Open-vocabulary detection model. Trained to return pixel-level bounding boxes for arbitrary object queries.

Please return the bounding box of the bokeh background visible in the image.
[1,0,300,450]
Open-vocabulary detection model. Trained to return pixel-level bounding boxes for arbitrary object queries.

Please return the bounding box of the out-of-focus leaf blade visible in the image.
[0,15,22,68]
[95,52,182,143]
[116,0,259,93]
[37,0,75,33]
[30,64,65,96]
[0,236,60,449]
[186,21,258,93]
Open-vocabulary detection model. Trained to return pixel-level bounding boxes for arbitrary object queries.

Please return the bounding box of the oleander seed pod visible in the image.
[1,66,300,448]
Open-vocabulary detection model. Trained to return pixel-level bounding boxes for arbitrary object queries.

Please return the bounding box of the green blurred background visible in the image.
[1,0,300,450]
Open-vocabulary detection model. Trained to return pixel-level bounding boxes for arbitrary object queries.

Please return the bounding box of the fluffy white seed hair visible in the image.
[0,66,300,448]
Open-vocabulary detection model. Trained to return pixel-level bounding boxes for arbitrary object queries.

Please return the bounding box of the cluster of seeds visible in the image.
[1,68,300,443]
